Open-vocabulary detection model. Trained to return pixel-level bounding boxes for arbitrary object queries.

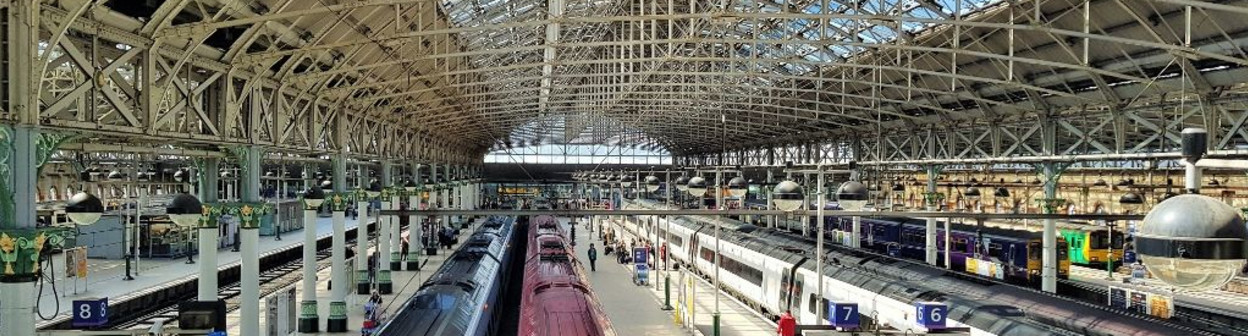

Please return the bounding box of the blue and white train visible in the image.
[621,199,1197,336]
[376,216,519,336]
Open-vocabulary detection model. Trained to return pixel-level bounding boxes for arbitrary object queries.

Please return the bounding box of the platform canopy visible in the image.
[20,0,1248,163]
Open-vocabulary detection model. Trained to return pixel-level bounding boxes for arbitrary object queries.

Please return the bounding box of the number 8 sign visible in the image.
[914,301,947,329]
[72,298,108,328]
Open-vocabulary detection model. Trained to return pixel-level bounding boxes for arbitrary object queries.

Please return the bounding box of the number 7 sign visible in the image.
[827,302,860,329]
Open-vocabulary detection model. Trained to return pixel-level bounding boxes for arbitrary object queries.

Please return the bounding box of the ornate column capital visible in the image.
[0,227,70,282]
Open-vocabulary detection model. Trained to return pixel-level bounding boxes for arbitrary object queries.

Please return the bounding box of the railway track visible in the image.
[37,220,385,331]
[111,249,336,331]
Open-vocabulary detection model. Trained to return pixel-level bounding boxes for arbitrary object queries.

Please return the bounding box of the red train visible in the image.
[518,215,616,336]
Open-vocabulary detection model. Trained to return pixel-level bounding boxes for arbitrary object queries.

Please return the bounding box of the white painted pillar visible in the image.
[851,216,862,249]
[197,158,220,302]
[408,163,424,270]
[0,282,36,336]
[377,195,393,294]
[925,166,939,266]
[1042,162,1059,293]
[356,194,370,295]
[389,191,402,271]
[298,206,319,332]
[239,146,262,336]
[240,227,260,336]
[328,200,348,331]
[198,223,219,301]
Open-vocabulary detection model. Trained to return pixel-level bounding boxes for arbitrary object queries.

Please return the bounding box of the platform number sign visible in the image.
[72,298,108,328]
[827,302,860,329]
[914,302,947,329]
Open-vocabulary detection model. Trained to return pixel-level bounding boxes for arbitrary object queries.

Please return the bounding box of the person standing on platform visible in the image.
[778,310,797,336]
[400,237,409,262]
[587,244,598,271]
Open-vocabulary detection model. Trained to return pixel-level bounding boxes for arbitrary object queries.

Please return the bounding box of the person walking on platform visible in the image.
[777,310,797,336]
[587,244,598,271]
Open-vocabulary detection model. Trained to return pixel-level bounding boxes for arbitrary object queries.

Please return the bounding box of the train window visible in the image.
[808,294,817,314]
[700,248,715,261]
[821,298,832,320]
[721,254,763,286]
[953,238,968,252]
[1029,242,1041,260]
[781,272,793,305]
[988,243,1003,259]
[1058,240,1069,259]
[1089,231,1125,250]
[796,274,805,300]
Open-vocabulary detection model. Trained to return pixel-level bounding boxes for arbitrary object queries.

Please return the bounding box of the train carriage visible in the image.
[623,198,1200,336]
[377,216,518,336]
[1060,227,1125,266]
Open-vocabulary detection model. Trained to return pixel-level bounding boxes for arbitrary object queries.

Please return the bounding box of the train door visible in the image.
[1005,244,1018,276]
[779,267,805,319]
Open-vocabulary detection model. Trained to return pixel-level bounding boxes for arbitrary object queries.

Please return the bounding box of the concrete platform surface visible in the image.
[28,216,372,328]
[570,217,776,336]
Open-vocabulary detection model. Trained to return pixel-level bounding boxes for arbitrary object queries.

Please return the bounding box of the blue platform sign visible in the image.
[633,247,648,265]
[72,298,108,328]
[914,301,947,329]
[827,302,860,329]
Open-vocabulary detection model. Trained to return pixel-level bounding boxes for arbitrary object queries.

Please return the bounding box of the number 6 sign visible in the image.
[914,301,947,330]
[72,298,108,328]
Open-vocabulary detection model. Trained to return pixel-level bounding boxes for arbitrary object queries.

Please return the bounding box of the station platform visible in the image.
[31,216,373,328]
[223,222,465,335]
[567,217,776,336]
[1069,265,1248,314]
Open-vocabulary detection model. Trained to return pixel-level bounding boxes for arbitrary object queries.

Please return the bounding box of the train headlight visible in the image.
[1138,194,1247,292]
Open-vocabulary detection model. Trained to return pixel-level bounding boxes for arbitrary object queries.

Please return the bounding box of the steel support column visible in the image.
[407,163,423,270]
[197,158,221,301]
[239,146,263,336]
[327,155,349,332]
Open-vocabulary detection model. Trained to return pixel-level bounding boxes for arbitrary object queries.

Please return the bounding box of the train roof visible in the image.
[379,289,478,335]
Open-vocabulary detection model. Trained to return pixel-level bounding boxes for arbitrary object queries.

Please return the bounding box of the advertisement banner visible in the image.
[65,248,77,278]
[1148,294,1174,319]
[1108,285,1172,319]
[964,258,1004,280]
[75,247,88,278]
[1108,287,1128,310]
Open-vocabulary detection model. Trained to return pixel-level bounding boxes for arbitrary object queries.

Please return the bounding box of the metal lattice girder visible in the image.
[8,0,1248,163]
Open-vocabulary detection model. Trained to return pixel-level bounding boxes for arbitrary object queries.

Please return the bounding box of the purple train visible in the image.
[827,216,1071,286]
[742,200,1071,286]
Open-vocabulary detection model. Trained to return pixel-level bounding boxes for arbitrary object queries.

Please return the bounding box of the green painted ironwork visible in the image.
[199,203,274,229]
[299,300,319,317]
[378,270,391,283]
[328,301,347,318]
[1036,198,1068,214]
[224,146,264,181]
[923,192,945,206]
[0,227,69,282]
[329,193,351,212]
[34,131,79,172]
[0,126,15,225]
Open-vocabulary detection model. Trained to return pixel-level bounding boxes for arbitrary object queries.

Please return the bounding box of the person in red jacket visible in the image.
[778,310,797,336]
